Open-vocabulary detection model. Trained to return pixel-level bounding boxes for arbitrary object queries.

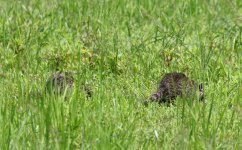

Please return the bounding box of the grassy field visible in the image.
[0,0,241,149]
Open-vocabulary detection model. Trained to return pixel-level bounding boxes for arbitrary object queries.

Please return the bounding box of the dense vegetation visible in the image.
[0,0,241,149]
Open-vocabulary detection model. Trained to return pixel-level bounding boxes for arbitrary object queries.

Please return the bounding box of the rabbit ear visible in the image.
[199,83,204,91]
[199,83,205,101]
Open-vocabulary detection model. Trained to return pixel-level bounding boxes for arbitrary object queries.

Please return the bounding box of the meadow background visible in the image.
[0,0,241,149]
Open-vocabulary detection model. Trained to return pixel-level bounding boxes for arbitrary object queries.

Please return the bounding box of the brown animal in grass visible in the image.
[45,71,92,99]
[147,72,204,105]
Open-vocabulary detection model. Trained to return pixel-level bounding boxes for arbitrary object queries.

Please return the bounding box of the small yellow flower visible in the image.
[81,47,92,57]
[81,47,88,54]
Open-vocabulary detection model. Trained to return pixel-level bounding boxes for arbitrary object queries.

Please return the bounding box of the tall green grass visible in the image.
[0,0,241,149]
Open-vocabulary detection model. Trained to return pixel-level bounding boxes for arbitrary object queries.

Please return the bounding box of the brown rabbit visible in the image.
[147,72,204,105]
[45,71,92,99]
